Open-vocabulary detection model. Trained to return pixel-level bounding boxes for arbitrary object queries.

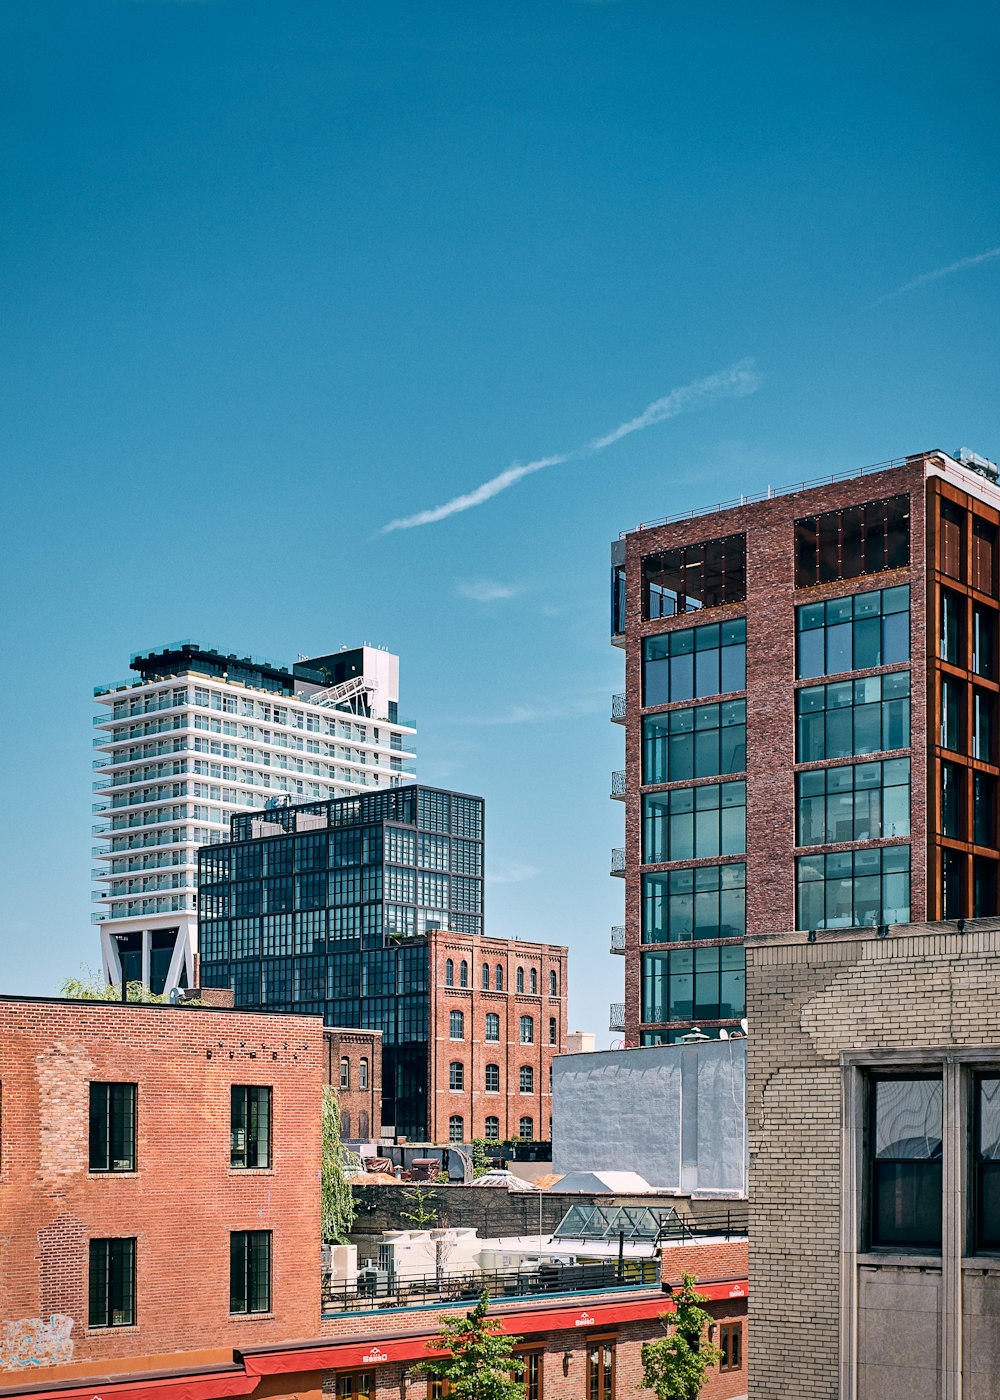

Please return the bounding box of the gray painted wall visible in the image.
[552,1041,747,1194]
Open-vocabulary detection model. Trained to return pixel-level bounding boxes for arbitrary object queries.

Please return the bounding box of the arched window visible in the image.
[495,965,503,991]
[459,959,468,988]
[358,1110,369,1139]
[482,962,490,989]
[359,1057,369,1089]
[339,1056,350,1089]
[520,1065,534,1094]
[519,1116,534,1141]
[445,958,454,987]
[485,1063,500,1093]
[485,1013,500,1042]
[549,970,558,997]
[529,969,538,995]
[449,1010,465,1040]
[519,1015,534,1045]
[549,1017,558,1046]
[449,1115,464,1143]
[341,1110,351,1137]
[449,1061,465,1091]
[485,1115,500,1141]
[516,967,525,994]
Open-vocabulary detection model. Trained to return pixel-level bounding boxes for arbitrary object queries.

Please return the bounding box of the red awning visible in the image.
[242,1281,749,1377]
[0,1370,260,1400]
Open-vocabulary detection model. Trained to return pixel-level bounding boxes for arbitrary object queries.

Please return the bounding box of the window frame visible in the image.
[449,1060,465,1091]
[89,1082,137,1174]
[88,1236,136,1329]
[519,1015,534,1045]
[449,1009,465,1040]
[865,1073,943,1253]
[718,1321,743,1371]
[229,1229,272,1315]
[230,1084,272,1170]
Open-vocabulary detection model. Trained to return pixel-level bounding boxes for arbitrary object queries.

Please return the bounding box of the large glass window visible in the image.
[974,772,996,847]
[642,533,746,619]
[973,517,997,593]
[796,759,910,846]
[796,586,909,679]
[868,1077,942,1250]
[941,678,963,752]
[973,606,996,679]
[941,762,963,839]
[796,845,910,929]
[642,701,746,785]
[230,1230,271,1314]
[88,1237,136,1328]
[588,1340,615,1400]
[940,590,963,665]
[642,620,746,708]
[642,782,745,863]
[642,944,745,1024]
[89,1083,136,1173]
[974,690,994,762]
[942,849,964,919]
[976,1075,1000,1251]
[230,1085,271,1169]
[797,672,910,762]
[642,864,745,942]
[795,495,910,588]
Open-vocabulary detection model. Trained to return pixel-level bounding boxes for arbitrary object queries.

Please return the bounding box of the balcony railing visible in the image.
[610,847,626,876]
[610,926,626,954]
[610,770,626,800]
[609,1002,626,1032]
[323,1258,659,1314]
[611,693,626,723]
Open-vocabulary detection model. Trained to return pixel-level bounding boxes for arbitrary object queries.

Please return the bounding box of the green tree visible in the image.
[59,965,202,1004]
[469,1137,492,1178]
[413,1292,525,1400]
[321,1087,359,1244]
[399,1185,440,1229]
[640,1275,723,1400]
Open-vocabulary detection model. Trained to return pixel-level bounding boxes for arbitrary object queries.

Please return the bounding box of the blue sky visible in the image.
[1,0,998,1042]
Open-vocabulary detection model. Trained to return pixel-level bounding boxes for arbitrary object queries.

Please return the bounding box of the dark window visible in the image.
[974,690,994,762]
[974,857,997,917]
[89,1083,136,1173]
[515,1350,542,1400]
[333,1373,374,1399]
[642,781,746,863]
[643,620,746,707]
[642,944,745,1024]
[868,1077,942,1250]
[448,1115,464,1143]
[459,960,468,988]
[611,565,627,637]
[231,1086,271,1169]
[230,1230,271,1313]
[795,495,910,588]
[449,1010,464,1040]
[529,969,537,995]
[495,965,503,991]
[520,1066,534,1094]
[796,672,910,763]
[549,970,558,997]
[796,586,910,680]
[941,762,963,839]
[445,959,454,987]
[482,963,490,990]
[88,1237,136,1328]
[485,1063,500,1092]
[941,678,963,752]
[642,700,746,785]
[974,772,996,847]
[940,499,965,580]
[485,1115,500,1140]
[796,759,910,846]
[973,606,996,679]
[516,967,525,993]
[719,1322,743,1371]
[942,849,964,920]
[973,518,997,593]
[941,590,964,665]
[642,533,746,619]
[549,1017,558,1046]
[449,1061,464,1091]
[643,863,746,943]
[587,1339,615,1400]
[976,1075,1000,1251]
[796,846,910,929]
[485,1013,500,1042]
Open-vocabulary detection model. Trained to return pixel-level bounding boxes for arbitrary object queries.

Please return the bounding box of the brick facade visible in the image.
[322,1028,382,1141]
[426,931,568,1146]
[0,996,324,1373]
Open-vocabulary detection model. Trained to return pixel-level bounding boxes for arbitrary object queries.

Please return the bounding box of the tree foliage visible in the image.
[640,1275,723,1400]
[413,1292,525,1400]
[321,1087,359,1244]
[399,1185,440,1229]
[59,965,202,1004]
[469,1137,493,1178]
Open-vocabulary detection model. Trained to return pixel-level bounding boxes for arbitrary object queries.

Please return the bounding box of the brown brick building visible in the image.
[322,1028,382,1142]
[609,446,1000,1044]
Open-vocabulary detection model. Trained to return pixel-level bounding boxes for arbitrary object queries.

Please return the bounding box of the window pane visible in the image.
[871,1078,943,1250]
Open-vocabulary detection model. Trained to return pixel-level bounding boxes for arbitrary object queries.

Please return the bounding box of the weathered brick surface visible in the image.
[0,996,324,1372]
[618,458,932,1041]
[745,925,1000,1400]
[426,931,567,1145]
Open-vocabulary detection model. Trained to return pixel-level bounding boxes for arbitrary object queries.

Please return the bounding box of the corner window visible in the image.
[89,1083,137,1173]
[520,1016,534,1045]
[643,619,746,708]
[642,532,746,619]
[485,1013,500,1042]
[868,1076,942,1250]
[230,1229,271,1314]
[88,1237,135,1328]
[449,1010,465,1040]
[230,1085,272,1169]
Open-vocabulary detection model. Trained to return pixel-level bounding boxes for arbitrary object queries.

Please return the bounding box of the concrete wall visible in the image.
[552,1041,747,1194]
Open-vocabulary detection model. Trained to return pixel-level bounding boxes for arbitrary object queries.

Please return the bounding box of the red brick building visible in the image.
[322,1029,382,1142]
[425,930,567,1147]
[610,447,1000,1044]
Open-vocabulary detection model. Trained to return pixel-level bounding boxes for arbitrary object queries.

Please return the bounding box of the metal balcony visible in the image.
[610,847,626,877]
[611,693,626,723]
[610,770,626,800]
[609,1003,626,1033]
[610,926,626,955]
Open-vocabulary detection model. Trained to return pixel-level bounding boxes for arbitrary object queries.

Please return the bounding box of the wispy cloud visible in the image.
[867,245,1000,310]
[376,359,761,534]
[455,577,521,604]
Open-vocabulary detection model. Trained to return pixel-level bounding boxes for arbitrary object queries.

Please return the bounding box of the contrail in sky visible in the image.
[867,245,1000,309]
[377,358,761,534]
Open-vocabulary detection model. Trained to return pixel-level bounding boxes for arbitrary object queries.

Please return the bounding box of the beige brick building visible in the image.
[746,920,1000,1400]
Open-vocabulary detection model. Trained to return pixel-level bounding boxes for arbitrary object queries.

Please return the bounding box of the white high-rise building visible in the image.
[93,641,416,992]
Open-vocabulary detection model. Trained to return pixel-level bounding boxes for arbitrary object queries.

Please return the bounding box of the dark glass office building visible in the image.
[197,786,483,1139]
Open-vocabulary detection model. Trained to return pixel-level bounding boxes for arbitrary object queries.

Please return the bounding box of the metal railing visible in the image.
[611,693,626,722]
[610,926,626,954]
[610,770,626,799]
[610,847,626,875]
[322,1258,659,1314]
[609,1002,626,1032]
[618,457,910,538]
